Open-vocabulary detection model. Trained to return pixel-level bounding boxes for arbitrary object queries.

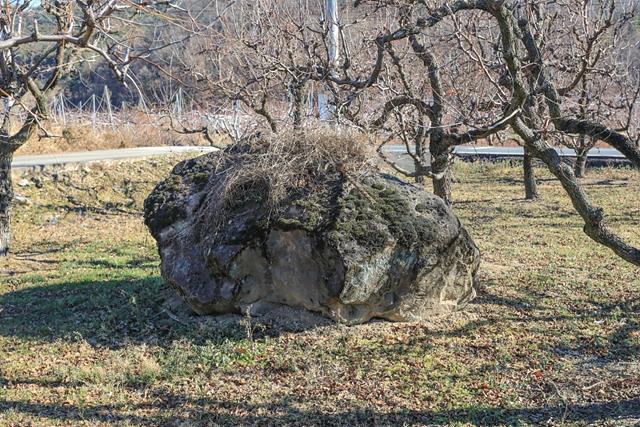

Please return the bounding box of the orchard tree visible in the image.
[328,0,640,265]
[331,2,522,204]
[0,0,180,256]
[163,0,334,137]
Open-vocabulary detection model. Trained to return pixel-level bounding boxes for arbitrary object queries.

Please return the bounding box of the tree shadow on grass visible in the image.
[552,297,640,363]
[1,279,638,425]
[470,287,640,364]
[2,274,637,361]
[14,240,81,257]
[0,277,256,348]
[69,256,159,270]
[1,388,638,426]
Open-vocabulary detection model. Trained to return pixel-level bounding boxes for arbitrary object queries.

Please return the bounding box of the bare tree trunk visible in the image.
[431,143,453,205]
[414,160,425,184]
[523,146,539,200]
[433,167,452,205]
[291,80,307,130]
[414,136,428,185]
[574,148,589,178]
[0,151,13,257]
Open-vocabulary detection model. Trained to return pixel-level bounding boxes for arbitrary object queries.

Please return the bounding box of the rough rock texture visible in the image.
[144,145,480,324]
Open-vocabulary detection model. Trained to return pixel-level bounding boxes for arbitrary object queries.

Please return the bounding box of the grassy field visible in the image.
[1,157,638,426]
[14,119,211,156]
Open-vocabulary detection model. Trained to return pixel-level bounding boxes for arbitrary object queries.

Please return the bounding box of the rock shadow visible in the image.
[0,276,335,349]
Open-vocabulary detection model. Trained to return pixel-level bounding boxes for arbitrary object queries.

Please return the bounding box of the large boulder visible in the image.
[144,136,480,324]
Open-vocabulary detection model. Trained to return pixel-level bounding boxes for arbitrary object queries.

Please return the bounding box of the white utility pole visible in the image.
[326,0,340,70]
[320,0,340,121]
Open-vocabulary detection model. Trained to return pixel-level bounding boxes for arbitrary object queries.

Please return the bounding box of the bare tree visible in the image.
[0,0,178,256]
[523,147,539,199]
[547,0,640,178]
[164,0,337,136]
[331,0,640,265]
[330,2,521,204]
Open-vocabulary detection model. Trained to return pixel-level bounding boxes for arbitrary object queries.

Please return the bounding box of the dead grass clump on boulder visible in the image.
[197,129,377,233]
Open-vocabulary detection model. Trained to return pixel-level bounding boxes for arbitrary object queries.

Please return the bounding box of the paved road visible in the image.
[12,146,219,169]
[11,144,625,169]
[456,145,624,159]
[382,144,627,172]
[383,144,624,158]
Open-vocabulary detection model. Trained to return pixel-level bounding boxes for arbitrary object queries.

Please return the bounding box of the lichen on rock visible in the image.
[144,132,480,324]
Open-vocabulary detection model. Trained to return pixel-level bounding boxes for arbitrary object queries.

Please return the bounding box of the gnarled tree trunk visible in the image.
[290,79,307,130]
[414,160,426,184]
[414,136,429,185]
[430,143,453,205]
[523,146,538,200]
[0,151,13,257]
[433,167,452,205]
[574,147,589,178]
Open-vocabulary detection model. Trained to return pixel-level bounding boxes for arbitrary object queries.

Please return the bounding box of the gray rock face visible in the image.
[144,145,480,324]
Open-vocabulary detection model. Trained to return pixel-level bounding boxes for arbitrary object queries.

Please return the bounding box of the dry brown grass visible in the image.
[195,129,377,231]
[15,119,214,156]
[0,156,638,426]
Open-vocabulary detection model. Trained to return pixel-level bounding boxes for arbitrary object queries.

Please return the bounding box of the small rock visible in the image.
[32,177,44,188]
[47,216,58,225]
[17,179,30,188]
[14,195,30,206]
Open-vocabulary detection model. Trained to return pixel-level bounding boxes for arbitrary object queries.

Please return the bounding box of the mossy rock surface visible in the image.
[144,143,480,324]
